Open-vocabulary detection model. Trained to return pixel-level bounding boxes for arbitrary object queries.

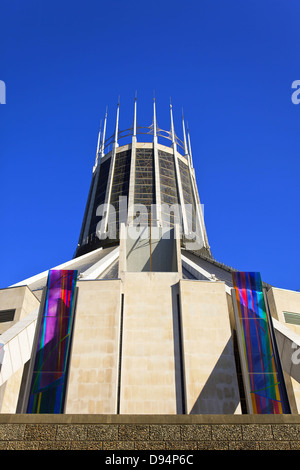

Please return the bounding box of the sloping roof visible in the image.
[10,246,117,292]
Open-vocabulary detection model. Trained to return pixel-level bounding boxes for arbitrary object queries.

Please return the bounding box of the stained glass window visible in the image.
[26,270,77,414]
[232,272,290,414]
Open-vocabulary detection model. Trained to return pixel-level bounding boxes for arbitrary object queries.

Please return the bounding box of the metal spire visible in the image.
[169,99,189,236]
[92,119,103,172]
[153,94,157,140]
[169,98,176,148]
[133,92,137,138]
[100,107,108,157]
[152,92,162,227]
[94,120,102,167]
[187,122,194,168]
[181,109,189,156]
[113,98,120,150]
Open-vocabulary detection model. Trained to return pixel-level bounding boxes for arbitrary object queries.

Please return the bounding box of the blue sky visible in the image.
[1,0,300,291]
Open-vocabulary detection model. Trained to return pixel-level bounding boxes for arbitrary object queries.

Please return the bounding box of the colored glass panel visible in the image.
[232,271,290,414]
[27,269,77,413]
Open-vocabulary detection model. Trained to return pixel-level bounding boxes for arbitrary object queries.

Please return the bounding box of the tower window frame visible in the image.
[0,309,15,323]
[283,311,300,326]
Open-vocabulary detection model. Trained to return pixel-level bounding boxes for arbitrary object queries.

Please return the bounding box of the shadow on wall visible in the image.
[189,338,242,414]
[126,227,178,272]
[0,344,4,372]
[171,285,185,414]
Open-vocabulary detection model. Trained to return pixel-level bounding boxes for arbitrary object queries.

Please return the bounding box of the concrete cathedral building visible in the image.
[1,96,300,429]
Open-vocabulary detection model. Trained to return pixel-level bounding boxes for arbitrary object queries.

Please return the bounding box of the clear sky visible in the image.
[1,0,300,291]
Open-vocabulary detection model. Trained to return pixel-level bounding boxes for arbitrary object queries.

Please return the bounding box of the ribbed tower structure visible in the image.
[1,96,300,426]
[75,97,211,260]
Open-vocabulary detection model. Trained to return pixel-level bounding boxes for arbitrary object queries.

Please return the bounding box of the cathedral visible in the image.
[1,97,300,425]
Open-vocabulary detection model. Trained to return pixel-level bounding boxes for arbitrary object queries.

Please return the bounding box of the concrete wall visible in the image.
[0,287,40,413]
[179,280,241,414]
[268,287,300,334]
[65,280,122,414]
[1,276,243,415]
[1,414,300,450]
[3,267,300,417]
[61,274,242,415]
[268,287,300,413]
[120,272,181,414]
[0,286,40,334]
